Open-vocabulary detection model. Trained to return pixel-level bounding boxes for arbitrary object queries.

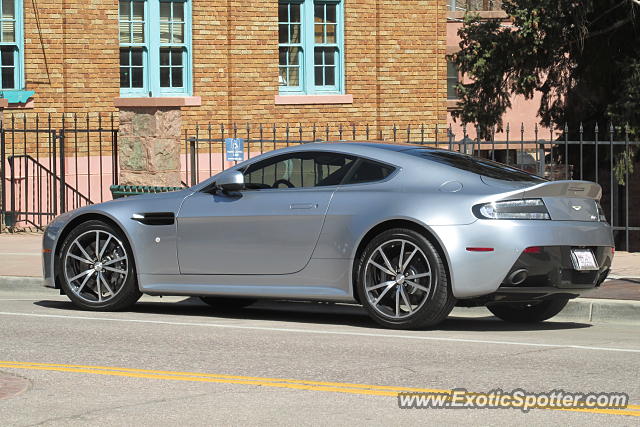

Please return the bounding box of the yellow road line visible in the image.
[0,360,447,393]
[0,361,638,417]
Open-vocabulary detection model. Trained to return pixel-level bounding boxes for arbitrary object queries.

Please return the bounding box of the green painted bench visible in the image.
[109,185,185,199]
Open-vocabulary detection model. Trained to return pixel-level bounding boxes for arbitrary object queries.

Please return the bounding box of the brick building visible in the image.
[0,0,448,224]
[1,0,447,134]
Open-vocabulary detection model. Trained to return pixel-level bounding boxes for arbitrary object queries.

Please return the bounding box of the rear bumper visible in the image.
[489,286,597,302]
[431,220,614,299]
[488,246,612,302]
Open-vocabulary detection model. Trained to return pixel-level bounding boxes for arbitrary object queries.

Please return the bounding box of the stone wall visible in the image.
[117,108,182,186]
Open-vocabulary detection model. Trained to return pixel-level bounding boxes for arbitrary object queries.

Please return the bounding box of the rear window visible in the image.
[345,160,394,184]
[404,149,546,182]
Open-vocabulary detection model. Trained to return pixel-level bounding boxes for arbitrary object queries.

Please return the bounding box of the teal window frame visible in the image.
[0,0,24,91]
[447,60,459,100]
[119,0,192,97]
[278,0,344,95]
[119,0,148,95]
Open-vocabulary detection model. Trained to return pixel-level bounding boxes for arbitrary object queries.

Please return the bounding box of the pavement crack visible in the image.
[509,346,563,356]
[23,392,211,427]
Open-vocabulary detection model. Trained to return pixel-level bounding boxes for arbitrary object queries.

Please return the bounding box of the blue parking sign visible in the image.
[225,138,244,161]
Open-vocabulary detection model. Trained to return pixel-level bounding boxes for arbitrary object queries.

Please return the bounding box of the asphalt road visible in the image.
[1,285,639,426]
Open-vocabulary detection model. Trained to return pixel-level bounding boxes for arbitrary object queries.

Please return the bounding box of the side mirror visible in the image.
[216,170,244,192]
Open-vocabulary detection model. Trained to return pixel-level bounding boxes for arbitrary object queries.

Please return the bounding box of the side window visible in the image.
[345,160,394,185]
[244,152,354,190]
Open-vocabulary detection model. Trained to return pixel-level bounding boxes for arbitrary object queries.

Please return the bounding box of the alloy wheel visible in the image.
[363,238,433,319]
[63,230,129,304]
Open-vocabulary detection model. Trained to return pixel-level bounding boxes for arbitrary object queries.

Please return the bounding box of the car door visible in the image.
[176,151,356,275]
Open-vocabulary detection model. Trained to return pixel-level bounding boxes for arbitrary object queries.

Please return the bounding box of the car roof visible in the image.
[312,142,420,151]
[288,142,436,156]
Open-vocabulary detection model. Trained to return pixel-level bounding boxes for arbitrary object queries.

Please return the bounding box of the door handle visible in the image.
[290,203,318,210]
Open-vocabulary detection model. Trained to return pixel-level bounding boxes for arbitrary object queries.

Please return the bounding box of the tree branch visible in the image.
[587,15,634,39]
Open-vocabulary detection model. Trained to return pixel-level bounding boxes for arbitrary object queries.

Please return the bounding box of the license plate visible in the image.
[570,249,599,271]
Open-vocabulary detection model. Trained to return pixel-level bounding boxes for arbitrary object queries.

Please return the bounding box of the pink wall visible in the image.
[5,149,270,228]
[446,21,557,142]
[4,155,116,228]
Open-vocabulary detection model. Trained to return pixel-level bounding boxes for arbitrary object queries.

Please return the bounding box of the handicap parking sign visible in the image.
[225,138,244,161]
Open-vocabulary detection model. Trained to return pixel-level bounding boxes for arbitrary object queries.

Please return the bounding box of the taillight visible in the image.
[473,199,550,220]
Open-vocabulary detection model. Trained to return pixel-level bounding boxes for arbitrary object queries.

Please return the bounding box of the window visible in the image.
[278,0,343,95]
[244,152,355,189]
[345,160,394,185]
[119,0,191,97]
[449,0,503,12]
[0,0,22,90]
[447,61,459,100]
[404,149,546,182]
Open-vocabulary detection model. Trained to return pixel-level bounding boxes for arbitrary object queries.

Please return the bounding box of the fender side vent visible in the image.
[132,212,175,225]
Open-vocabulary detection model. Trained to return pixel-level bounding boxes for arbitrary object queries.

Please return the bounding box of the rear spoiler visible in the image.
[505,180,602,200]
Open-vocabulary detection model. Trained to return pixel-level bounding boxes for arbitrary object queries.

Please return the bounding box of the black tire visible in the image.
[356,228,455,329]
[199,297,256,309]
[487,298,569,323]
[57,220,141,311]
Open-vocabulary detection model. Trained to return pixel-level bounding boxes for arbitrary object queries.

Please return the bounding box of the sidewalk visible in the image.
[0,233,43,278]
[1,232,639,309]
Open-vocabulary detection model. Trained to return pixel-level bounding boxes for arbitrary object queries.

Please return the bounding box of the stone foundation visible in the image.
[117,108,182,186]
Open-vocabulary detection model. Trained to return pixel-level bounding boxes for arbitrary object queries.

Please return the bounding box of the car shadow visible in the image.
[33,298,592,332]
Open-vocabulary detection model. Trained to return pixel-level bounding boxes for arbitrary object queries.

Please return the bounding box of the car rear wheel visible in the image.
[487,298,569,323]
[199,297,256,309]
[58,220,141,311]
[356,228,455,329]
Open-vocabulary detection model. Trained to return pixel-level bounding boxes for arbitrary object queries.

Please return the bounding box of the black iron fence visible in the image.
[185,122,640,251]
[1,117,638,251]
[0,113,118,230]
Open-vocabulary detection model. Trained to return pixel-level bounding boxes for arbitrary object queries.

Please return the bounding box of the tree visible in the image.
[450,0,640,139]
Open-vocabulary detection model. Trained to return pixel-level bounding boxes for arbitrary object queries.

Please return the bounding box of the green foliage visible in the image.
[450,0,640,139]
[614,149,635,185]
[608,59,640,139]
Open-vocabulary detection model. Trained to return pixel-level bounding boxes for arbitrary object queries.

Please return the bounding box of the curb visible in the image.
[1,275,639,325]
[558,298,640,325]
[451,299,640,325]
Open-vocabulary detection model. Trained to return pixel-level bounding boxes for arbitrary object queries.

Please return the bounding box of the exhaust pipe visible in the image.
[508,269,528,285]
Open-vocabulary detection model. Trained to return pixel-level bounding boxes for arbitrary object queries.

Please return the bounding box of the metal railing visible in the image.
[0,113,118,231]
[1,117,637,251]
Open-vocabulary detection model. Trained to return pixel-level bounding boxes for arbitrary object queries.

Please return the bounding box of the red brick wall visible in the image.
[13,0,446,137]
[184,0,447,138]
[22,0,119,117]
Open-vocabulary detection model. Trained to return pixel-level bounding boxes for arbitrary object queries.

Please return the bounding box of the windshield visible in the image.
[404,149,546,182]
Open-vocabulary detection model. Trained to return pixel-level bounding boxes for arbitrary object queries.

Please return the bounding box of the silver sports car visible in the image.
[42,143,614,329]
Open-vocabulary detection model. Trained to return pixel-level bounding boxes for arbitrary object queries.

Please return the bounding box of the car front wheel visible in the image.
[356,228,455,329]
[487,298,569,323]
[58,220,141,311]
